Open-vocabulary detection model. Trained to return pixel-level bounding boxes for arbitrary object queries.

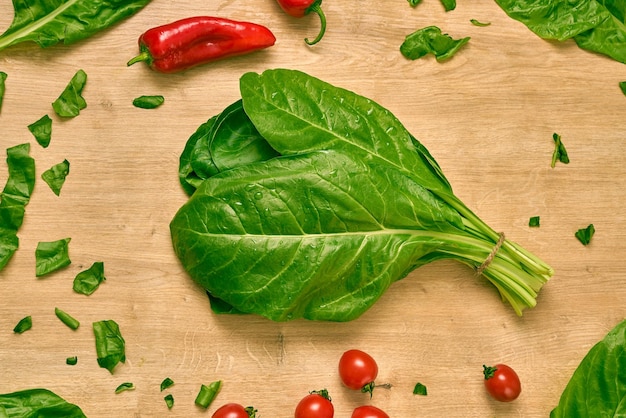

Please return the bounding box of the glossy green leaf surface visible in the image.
[35,237,71,277]
[27,115,53,148]
[0,0,151,51]
[0,388,86,417]
[495,0,626,64]
[400,26,470,62]
[73,261,106,295]
[551,318,626,417]
[93,319,126,374]
[42,159,69,196]
[52,69,87,118]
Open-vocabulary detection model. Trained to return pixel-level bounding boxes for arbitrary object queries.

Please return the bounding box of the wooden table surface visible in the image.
[1,1,625,416]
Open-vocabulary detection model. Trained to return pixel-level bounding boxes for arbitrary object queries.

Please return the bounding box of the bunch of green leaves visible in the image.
[0,388,86,417]
[170,68,553,322]
[495,0,626,64]
[551,318,626,416]
[0,0,151,52]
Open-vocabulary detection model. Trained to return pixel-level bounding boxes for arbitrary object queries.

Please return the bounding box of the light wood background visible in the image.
[1,1,625,416]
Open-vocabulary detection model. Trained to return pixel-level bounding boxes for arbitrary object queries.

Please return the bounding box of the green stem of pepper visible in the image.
[304,3,327,45]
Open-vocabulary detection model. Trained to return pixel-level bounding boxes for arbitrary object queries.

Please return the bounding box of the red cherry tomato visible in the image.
[212,403,255,418]
[351,405,389,418]
[483,364,522,402]
[338,349,378,395]
[294,390,334,418]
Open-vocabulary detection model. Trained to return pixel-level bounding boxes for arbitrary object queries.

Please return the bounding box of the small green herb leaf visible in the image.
[440,0,455,11]
[529,216,540,227]
[132,95,164,109]
[55,307,80,330]
[42,159,70,196]
[194,380,222,409]
[413,382,428,395]
[551,133,569,168]
[575,224,595,245]
[164,394,174,409]
[73,261,106,295]
[0,71,6,113]
[13,316,32,333]
[470,19,491,27]
[35,238,71,277]
[400,26,470,62]
[114,382,135,394]
[52,70,87,118]
[620,81,626,96]
[0,143,36,272]
[66,356,78,365]
[407,0,422,6]
[93,320,126,374]
[160,377,174,392]
[28,115,53,148]
[0,388,86,417]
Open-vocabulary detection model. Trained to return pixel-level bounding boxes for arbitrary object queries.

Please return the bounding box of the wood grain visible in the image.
[1,0,625,416]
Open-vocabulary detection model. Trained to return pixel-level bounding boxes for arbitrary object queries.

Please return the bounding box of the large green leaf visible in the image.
[551,318,626,417]
[495,0,626,64]
[0,0,151,51]
[0,388,86,417]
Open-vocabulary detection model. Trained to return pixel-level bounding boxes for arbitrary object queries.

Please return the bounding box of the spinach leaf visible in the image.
[400,26,470,62]
[551,318,626,417]
[495,0,626,64]
[13,315,32,333]
[413,382,428,395]
[42,159,70,196]
[114,382,135,394]
[0,388,86,417]
[55,307,80,330]
[440,0,456,11]
[0,72,6,113]
[0,0,151,52]
[408,0,422,6]
[575,224,595,245]
[132,95,164,109]
[164,394,174,409]
[0,143,36,272]
[529,216,541,227]
[93,319,126,374]
[620,81,626,95]
[551,133,569,168]
[28,115,53,148]
[160,377,174,392]
[171,69,553,321]
[35,237,71,277]
[52,70,87,118]
[73,261,105,295]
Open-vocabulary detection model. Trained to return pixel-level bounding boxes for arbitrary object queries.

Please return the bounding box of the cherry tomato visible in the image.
[351,405,389,418]
[483,364,522,402]
[212,403,256,418]
[294,390,334,418]
[338,349,378,395]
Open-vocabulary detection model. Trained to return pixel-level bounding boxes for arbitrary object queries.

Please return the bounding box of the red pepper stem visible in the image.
[304,3,327,45]
[127,50,152,67]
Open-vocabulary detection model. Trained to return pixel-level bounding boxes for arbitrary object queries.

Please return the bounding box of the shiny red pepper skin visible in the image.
[127,17,276,73]
[276,0,327,45]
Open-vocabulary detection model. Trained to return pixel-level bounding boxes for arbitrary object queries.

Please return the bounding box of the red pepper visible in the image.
[127,17,276,73]
[276,0,327,45]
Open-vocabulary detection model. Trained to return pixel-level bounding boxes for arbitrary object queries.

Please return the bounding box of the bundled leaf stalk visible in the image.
[170,69,553,322]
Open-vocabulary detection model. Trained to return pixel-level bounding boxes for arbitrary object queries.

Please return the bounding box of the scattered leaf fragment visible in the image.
[13,315,32,333]
[529,216,540,227]
[470,19,491,27]
[407,0,421,6]
[73,261,106,295]
[160,377,174,392]
[55,307,80,330]
[132,95,164,109]
[413,382,428,396]
[93,319,126,374]
[551,133,569,168]
[440,0,455,11]
[400,26,470,62]
[620,81,626,96]
[164,394,174,409]
[115,382,135,394]
[575,224,595,245]
[42,159,70,196]
[35,238,71,277]
[66,356,78,365]
[0,71,6,112]
[195,380,222,409]
[52,69,87,118]
[28,115,53,148]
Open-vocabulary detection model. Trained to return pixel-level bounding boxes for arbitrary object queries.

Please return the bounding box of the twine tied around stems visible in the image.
[476,232,505,276]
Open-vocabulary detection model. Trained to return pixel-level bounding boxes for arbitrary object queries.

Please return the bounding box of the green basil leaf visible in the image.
[35,237,71,277]
[93,319,126,374]
[55,307,80,330]
[160,377,174,392]
[0,72,6,113]
[575,224,595,245]
[28,115,53,148]
[132,95,164,109]
[0,0,151,51]
[400,26,470,62]
[164,394,174,409]
[42,159,70,196]
[52,69,87,118]
[13,315,32,333]
[413,382,428,395]
[73,261,106,295]
[114,382,135,394]
[620,81,626,96]
[495,0,626,64]
[0,143,35,272]
[551,319,626,417]
[0,388,86,417]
